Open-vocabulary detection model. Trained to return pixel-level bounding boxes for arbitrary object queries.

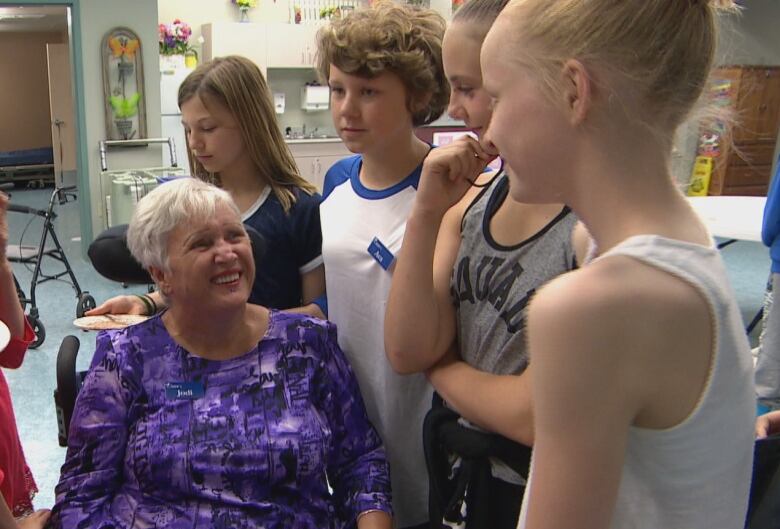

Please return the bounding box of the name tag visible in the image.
[368,237,395,271]
[165,381,205,400]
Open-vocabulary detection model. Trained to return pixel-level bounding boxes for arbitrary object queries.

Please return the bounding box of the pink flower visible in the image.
[159,19,192,55]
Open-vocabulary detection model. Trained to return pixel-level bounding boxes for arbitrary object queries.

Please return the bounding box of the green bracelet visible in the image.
[143,294,158,315]
[134,294,154,316]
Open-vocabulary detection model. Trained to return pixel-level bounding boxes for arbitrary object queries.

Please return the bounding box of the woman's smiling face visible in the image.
[157,202,255,310]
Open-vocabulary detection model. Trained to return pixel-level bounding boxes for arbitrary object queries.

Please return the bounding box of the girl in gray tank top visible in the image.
[452,172,577,376]
[385,3,585,526]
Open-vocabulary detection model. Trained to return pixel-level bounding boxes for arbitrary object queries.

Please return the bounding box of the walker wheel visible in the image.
[29,317,45,349]
[77,293,96,318]
[13,275,27,311]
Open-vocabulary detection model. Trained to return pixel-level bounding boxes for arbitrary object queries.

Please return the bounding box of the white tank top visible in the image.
[518,235,755,529]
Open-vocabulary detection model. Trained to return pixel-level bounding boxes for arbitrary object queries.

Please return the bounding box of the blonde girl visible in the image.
[478,1,754,528]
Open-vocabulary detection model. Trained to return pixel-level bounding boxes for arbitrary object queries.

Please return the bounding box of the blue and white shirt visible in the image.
[320,154,433,528]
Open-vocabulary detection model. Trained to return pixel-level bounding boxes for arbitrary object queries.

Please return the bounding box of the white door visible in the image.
[46,43,76,187]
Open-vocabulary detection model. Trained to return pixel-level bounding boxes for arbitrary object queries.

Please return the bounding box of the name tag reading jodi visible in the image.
[165,381,205,400]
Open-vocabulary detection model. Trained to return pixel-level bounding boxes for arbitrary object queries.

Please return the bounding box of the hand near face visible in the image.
[417,136,496,217]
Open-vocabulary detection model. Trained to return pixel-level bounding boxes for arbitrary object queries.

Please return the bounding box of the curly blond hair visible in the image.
[316,1,449,127]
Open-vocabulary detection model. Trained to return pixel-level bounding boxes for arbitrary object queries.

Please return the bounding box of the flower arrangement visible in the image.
[158,19,192,56]
[233,0,258,8]
[233,0,257,22]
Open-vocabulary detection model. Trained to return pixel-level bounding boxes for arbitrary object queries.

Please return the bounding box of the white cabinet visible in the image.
[265,23,318,68]
[202,22,268,74]
[288,140,351,192]
[203,22,323,72]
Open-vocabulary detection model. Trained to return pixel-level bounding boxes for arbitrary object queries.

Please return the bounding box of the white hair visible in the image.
[126,177,241,272]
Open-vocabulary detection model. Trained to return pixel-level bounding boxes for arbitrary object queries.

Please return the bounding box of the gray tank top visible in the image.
[451,173,577,374]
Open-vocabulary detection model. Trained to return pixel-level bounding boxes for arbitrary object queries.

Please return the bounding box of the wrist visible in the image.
[407,206,446,230]
[426,355,459,384]
[134,294,157,316]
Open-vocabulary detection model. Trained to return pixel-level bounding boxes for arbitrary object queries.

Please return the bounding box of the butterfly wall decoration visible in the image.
[101,27,147,140]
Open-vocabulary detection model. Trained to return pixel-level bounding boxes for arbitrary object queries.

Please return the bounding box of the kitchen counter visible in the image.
[285,137,343,144]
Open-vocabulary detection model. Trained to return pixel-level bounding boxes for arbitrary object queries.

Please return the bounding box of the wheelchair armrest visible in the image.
[54,335,80,447]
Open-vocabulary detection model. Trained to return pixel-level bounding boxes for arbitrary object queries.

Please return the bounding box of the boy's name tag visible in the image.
[165,381,205,400]
[368,237,395,271]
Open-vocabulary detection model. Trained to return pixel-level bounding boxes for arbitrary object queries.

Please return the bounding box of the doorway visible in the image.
[0,5,76,188]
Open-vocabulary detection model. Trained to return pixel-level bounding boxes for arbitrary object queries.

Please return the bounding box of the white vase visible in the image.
[160,54,186,73]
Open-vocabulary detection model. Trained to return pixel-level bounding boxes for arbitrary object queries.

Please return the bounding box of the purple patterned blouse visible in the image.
[51,311,392,529]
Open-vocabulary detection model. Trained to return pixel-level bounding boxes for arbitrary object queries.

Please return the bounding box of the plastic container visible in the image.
[109,171,159,226]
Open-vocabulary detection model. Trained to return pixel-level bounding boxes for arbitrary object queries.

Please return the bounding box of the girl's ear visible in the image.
[561,59,592,126]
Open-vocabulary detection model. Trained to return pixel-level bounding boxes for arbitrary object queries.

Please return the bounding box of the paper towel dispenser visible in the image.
[301,85,330,111]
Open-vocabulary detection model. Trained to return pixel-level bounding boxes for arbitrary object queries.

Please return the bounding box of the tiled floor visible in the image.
[2,185,772,510]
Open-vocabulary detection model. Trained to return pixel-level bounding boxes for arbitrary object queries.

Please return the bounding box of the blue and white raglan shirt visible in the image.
[242,186,322,309]
[320,155,433,528]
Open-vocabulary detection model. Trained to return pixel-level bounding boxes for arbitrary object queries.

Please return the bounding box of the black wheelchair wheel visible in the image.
[77,293,96,318]
[29,317,45,349]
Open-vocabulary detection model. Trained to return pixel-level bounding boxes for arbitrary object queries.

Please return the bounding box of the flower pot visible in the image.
[185,50,198,69]
[115,119,135,140]
[159,54,186,72]
[117,61,135,78]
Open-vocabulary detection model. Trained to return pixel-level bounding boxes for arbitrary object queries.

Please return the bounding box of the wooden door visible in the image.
[753,67,780,143]
[46,42,76,187]
[736,67,780,144]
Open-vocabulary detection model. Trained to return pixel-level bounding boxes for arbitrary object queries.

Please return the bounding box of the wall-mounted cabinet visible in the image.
[201,22,269,74]
[265,23,319,68]
[202,22,322,73]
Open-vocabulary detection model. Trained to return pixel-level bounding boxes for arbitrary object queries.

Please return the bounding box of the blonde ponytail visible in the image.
[502,0,738,133]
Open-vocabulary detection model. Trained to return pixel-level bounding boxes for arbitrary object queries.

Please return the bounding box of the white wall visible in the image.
[80,0,161,235]
[159,0,290,49]
[159,0,452,58]
[722,1,780,180]
[718,2,780,67]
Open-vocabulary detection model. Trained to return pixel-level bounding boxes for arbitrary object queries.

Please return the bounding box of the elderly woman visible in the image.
[50,178,392,529]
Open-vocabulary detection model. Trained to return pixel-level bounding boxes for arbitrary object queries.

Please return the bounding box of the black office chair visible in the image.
[88,224,152,284]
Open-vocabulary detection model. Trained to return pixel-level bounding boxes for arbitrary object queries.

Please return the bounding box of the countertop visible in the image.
[285,137,343,144]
